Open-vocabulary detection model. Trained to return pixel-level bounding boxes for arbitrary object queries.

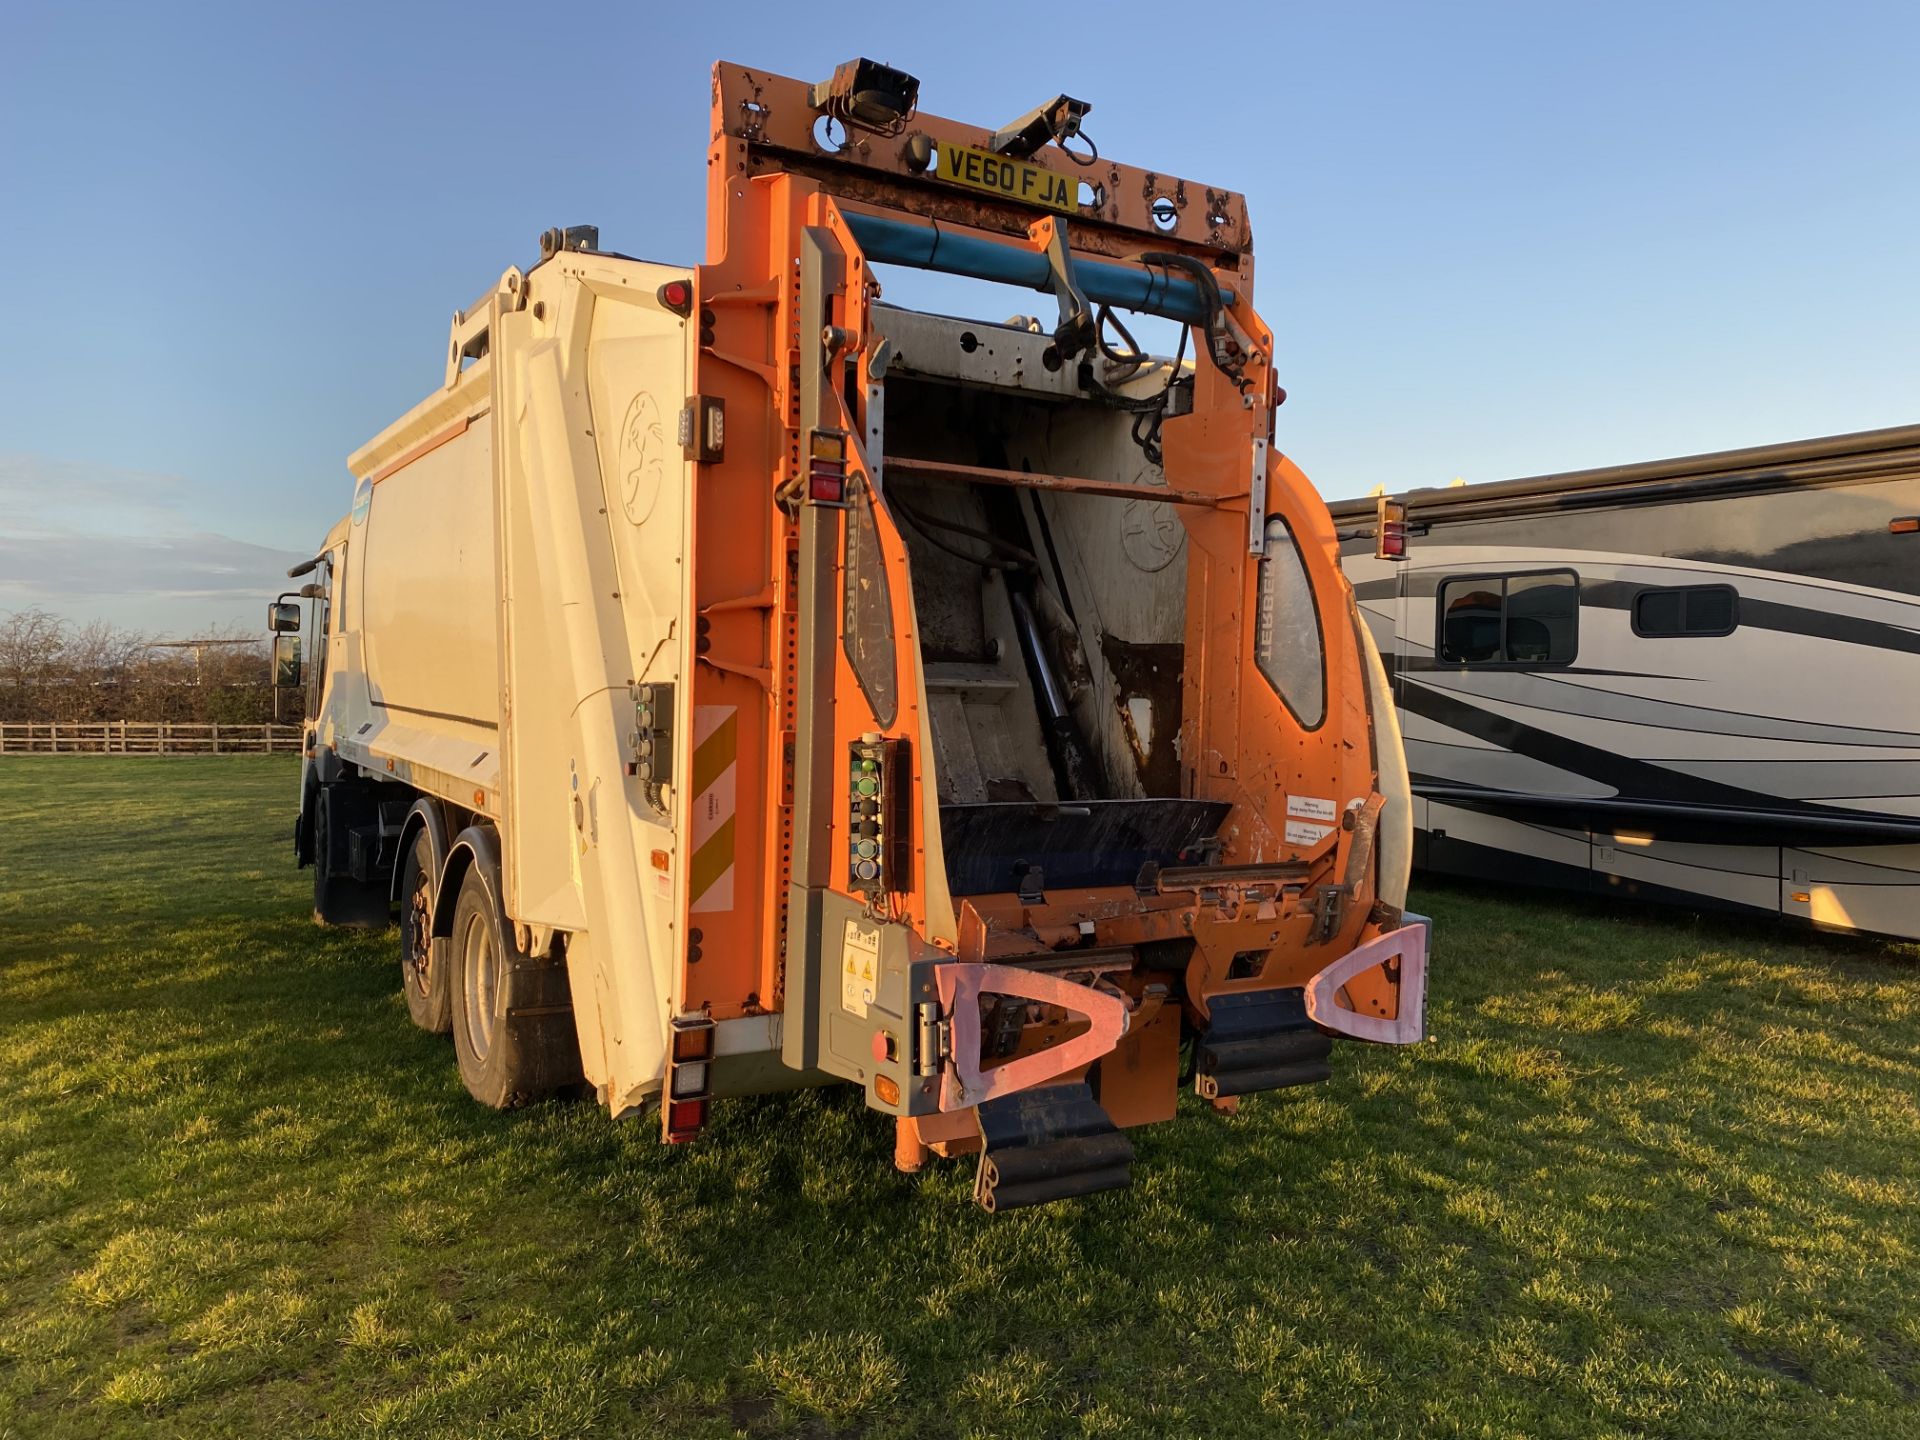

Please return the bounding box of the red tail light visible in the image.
[665,1098,707,1141]
[657,279,693,316]
[809,431,848,504]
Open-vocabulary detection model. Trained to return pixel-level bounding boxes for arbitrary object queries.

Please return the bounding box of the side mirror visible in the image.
[272,634,303,688]
[268,600,302,633]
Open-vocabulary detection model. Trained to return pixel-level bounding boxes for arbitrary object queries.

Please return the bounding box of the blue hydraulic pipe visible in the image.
[842,212,1233,327]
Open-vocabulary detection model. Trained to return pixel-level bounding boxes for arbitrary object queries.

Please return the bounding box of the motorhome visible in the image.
[1336,424,1920,940]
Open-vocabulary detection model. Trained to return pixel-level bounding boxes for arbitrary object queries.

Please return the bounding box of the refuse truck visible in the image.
[270,58,1429,1211]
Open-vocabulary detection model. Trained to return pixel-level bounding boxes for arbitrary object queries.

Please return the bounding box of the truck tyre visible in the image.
[399,830,451,1033]
[448,836,583,1109]
[313,784,390,929]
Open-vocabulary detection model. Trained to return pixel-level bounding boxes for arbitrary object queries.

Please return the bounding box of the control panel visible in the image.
[848,734,909,899]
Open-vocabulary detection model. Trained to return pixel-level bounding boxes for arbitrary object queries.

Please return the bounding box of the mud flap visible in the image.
[1193,988,1333,1099]
[313,783,394,928]
[501,947,588,1098]
[972,1081,1133,1213]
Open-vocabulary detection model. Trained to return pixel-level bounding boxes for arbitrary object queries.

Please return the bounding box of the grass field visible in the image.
[1,757,1918,1438]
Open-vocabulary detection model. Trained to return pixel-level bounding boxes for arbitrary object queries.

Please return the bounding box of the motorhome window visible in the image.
[1253,516,1326,727]
[842,479,899,727]
[1632,584,1738,637]
[1438,571,1578,665]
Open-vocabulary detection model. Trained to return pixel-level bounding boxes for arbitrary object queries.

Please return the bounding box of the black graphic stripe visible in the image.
[1389,653,1920,747]
[1398,657,1694,683]
[1415,779,1920,843]
[1398,683,1913,828]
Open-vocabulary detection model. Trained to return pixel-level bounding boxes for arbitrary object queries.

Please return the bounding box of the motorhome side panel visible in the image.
[1341,457,1920,939]
[1785,843,1920,934]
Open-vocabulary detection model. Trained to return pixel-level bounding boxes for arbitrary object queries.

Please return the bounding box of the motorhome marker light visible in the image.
[1892,516,1919,534]
[1375,496,1409,560]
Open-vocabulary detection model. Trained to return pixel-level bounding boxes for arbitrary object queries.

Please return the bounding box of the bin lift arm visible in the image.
[1035,218,1094,361]
[934,962,1131,1112]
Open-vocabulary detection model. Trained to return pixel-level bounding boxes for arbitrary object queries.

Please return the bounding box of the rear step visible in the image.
[973,1081,1133,1213]
[1194,988,1332,1099]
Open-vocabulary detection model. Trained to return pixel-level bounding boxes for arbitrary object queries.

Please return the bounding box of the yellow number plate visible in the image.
[935,143,1077,214]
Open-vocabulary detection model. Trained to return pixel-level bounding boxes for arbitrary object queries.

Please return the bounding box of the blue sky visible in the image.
[2,0,1916,634]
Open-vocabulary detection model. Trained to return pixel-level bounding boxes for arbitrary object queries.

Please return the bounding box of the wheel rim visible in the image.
[405,868,434,997]
[461,908,501,1062]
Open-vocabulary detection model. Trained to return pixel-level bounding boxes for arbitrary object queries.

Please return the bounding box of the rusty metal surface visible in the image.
[956,888,1196,965]
[1099,635,1185,796]
[713,63,1253,259]
[886,455,1225,509]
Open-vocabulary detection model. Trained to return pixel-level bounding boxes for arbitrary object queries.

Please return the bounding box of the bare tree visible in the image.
[0,607,65,691]
[0,607,273,725]
[67,618,148,680]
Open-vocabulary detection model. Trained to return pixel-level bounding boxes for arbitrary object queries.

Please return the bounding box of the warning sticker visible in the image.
[1286,818,1335,848]
[1287,794,1338,824]
[840,918,880,1018]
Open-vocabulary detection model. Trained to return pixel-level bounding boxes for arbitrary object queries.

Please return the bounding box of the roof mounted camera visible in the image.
[990,94,1092,160]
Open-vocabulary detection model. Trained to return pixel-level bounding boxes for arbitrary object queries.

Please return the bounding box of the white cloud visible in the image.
[0,453,308,637]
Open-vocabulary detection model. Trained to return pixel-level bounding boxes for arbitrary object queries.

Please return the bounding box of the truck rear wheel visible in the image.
[399,831,451,1033]
[447,836,583,1109]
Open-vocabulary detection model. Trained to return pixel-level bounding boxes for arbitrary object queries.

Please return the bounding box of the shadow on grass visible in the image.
[1415,871,1920,970]
[5,759,1920,1438]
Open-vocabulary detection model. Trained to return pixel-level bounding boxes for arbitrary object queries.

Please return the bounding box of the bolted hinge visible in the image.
[913,1000,947,1077]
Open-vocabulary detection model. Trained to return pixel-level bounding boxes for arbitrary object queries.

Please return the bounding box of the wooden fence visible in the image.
[0,722,304,755]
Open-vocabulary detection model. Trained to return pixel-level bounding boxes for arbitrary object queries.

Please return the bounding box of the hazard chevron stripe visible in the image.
[689,705,737,912]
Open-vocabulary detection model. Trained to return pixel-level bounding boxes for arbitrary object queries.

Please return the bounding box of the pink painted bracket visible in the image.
[1304,914,1430,1046]
[935,963,1132,1112]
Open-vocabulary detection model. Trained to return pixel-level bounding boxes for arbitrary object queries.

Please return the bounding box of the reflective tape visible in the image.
[688,705,737,912]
